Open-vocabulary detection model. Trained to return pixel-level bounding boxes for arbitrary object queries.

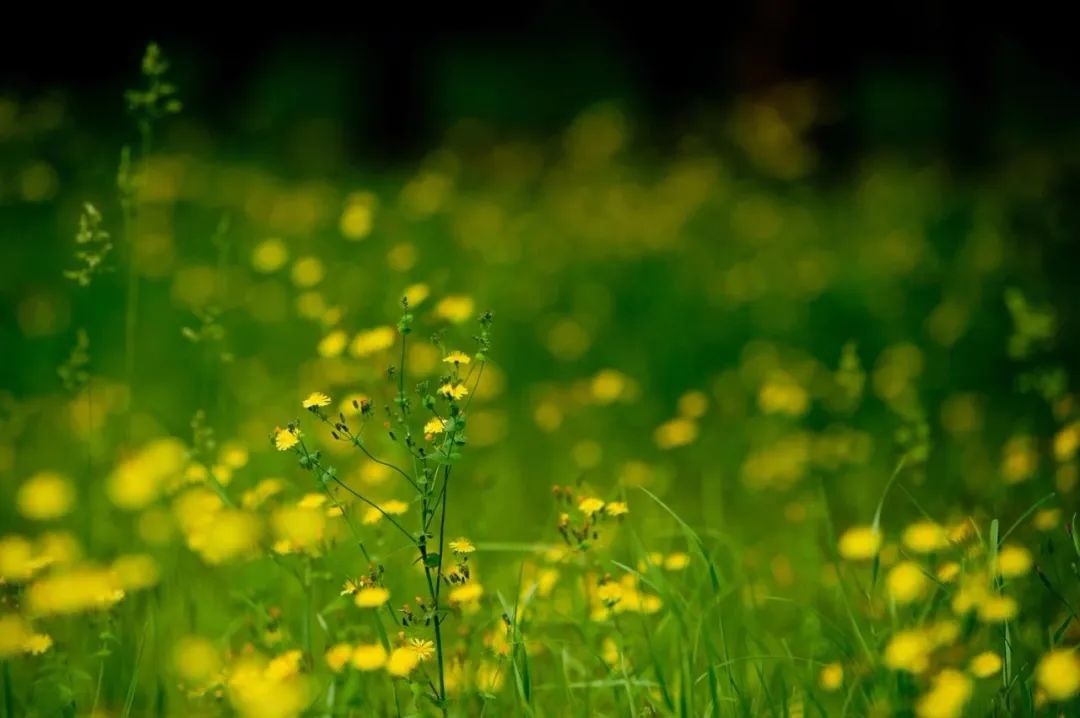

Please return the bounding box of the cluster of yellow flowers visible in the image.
[830,513,1080,713]
[173,487,262,564]
[324,637,434,678]
[590,572,663,621]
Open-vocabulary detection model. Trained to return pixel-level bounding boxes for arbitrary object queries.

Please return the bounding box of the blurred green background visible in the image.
[3,10,1080,548]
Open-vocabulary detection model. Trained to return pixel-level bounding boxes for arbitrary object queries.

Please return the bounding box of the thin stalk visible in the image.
[299,442,416,545]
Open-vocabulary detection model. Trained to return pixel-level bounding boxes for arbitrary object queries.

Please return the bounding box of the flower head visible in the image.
[354,587,390,608]
[969,651,1002,678]
[302,392,331,409]
[273,427,299,451]
[838,525,881,561]
[408,638,435,662]
[605,501,629,517]
[438,382,469,401]
[887,561,929,604]
[1037,649,1080,701]
[916,668,972,718]
[351,643,387,671]
[443,351,471,366]
[386,646,420,676]
[578,497,605,515]
[819,662,843,691]
[449,537,476,554]
[17,471,75,521]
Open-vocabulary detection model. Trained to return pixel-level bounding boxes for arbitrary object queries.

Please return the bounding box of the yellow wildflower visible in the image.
[976,595,1018,623]
[325,643,353,673]
[664,553,691,571]
[23,633,52,655]
[902,521,949,554]
[838,526,881,561]
[994,545,1032,578]
[302,392,331,409]
[916,668,972,718]
[969,651,1002,678]
[354,587,390,608]
[386,647,420,677]
[578,497,605,515]
[274,427,299,451]
[350,326,396,357]
[251,238,288,273]
[438,382,469,401]
[351,643,387,671]
[16,471,75,521]
[435,295,474,324]
[443,351,471,366]
[936,562,961,583]
[408,638,435,661]
[654,417,698,449]
[449,537,475,554]
[887,561,929,603]
[819,662,844,691]
[0,614,30,658]
[174,636,222,687]
[381,500,408,515]
[448,583,484,607]
[605,501,629,517]
[1036,649,1080,701]
[317,330,348,358]
[884,629,931,674]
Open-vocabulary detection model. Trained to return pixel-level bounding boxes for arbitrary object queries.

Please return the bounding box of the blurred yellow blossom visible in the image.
[969,651,1001,678]
[838,526,881,561]
[16,471,75,520]
[1036,649,1080,701]
[435,295,474,323]
[354,587,390,608]
[351,643,387,671]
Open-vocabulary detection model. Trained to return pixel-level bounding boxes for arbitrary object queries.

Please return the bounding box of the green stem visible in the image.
[431,463,451,714]
[2,661,14,718]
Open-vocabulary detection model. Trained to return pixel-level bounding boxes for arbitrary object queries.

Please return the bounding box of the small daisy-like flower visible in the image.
[443,350,471,366]
[424,418,446,436]
[274,427,299,451]
[302,392,332,409]
[605,501,629,516]
[578,497,605,515]
[438,382,469,401]
[408,638,435,661]
[341,578,361,596]
[354,586,390,608]
[449,537,476,554]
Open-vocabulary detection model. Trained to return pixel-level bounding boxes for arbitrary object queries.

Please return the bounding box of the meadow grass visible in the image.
[2,43,1080,717]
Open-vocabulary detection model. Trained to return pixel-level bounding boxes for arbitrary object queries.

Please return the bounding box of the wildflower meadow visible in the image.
[3,35,1080,718]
